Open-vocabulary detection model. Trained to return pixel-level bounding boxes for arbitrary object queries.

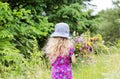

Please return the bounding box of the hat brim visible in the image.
[50,32,71,39]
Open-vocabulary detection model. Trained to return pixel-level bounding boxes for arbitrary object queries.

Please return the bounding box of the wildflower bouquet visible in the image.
[73,32,103,64]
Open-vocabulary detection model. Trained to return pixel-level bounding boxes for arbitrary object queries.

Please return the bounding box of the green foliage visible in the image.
[1,0,46,15]
[1,0,91,15]
[112,0,120,7]
[92,34,109,54]
[0,2,52,78]
[0,1,53,58]
[0,39,26,78]
[1,0,95,35]
[49,3,97,34]
[97,7,120,42]
[116,39,120,47]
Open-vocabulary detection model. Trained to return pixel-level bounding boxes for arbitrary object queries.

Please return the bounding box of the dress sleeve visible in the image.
[69,47,75,57]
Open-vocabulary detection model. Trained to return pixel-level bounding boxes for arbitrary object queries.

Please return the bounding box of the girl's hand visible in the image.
[71,54,76,63]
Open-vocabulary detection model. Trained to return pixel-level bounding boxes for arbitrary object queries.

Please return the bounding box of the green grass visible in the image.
[1,48,120,79]
[73,48,120,79]
[73,53,120,79]
[32,51,120,79]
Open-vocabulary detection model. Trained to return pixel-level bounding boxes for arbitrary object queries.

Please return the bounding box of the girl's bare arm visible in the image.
[71,54,76,63]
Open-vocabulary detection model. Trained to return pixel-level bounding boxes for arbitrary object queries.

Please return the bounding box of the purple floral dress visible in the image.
[51,47,75,79]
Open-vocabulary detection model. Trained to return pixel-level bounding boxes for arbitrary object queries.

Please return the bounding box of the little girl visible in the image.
[45,22,76,79]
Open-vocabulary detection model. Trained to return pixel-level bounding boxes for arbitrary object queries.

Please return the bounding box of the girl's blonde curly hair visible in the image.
[45,37,74,62]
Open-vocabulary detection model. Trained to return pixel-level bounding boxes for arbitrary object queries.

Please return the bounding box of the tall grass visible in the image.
[73,47,120,79]
[0,48,120,79]
[26,48,120,79]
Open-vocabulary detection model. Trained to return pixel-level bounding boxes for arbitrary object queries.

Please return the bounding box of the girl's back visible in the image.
[51,46,75,79]
[45,23,76,79]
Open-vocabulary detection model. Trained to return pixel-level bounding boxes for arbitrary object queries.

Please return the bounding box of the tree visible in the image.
[49,3,97,34]
[1,0,91,14]
[96,7,120,42]
[112,0,120,8]
[0,0,98,58]
[1,0,96,35]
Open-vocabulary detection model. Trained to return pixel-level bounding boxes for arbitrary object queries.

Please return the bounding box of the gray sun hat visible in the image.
[50,22,71,39]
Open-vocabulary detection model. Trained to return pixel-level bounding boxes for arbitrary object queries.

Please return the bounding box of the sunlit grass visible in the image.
[36,51,120,79]
[1,48,120,79]
[73,48,120,79]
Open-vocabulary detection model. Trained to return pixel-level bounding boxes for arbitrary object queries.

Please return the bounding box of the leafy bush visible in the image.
[0,32,46,79]
[0,1,53,57]
[0,1,52,78]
